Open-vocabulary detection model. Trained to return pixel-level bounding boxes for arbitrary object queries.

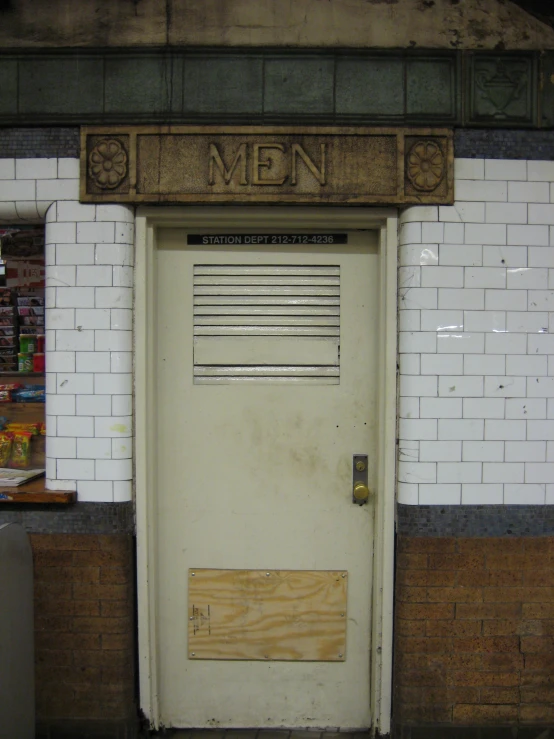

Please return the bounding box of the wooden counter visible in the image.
[0,477,75,504]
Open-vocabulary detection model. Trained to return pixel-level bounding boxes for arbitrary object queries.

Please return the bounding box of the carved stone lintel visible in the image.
[81,126,453,205]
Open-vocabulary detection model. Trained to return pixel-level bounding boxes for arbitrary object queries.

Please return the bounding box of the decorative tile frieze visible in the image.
[467,53,537,126]
[0,49,549,130]
[1,49,544,129]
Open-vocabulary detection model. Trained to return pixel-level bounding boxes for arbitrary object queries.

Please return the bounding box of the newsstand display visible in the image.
[0,226,45,482]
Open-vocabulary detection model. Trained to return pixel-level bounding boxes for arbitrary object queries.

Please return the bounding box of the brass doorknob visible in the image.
[353,482,370,503]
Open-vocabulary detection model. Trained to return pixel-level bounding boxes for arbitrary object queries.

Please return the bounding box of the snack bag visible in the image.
[5,422,41,435]
[9,431,32,469]
[0,432,12,467]
[0,382,24,401]
[11,386,45,403]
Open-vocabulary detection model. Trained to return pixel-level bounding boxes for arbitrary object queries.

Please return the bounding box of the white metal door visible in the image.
[154,228,379,729]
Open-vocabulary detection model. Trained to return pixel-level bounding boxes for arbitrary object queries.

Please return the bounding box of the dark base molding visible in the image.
[0,500,134,534]
[394,726,553,739]
[138,731,375,738]
[397,504,554,537]
[36,719,138,739]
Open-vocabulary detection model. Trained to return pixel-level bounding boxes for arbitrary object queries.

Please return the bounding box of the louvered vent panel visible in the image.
[193,265,340,384]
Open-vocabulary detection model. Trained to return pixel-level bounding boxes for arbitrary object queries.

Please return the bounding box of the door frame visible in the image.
[134,206,398,734]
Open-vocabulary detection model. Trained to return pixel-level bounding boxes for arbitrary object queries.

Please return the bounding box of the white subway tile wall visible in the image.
[399,157,554,505]
[3,155,554,507]
[45,197,134,502]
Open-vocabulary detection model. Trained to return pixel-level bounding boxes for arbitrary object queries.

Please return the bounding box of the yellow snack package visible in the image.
[0,432,12,467]
[9,431,32,469]
[5,422,40,435]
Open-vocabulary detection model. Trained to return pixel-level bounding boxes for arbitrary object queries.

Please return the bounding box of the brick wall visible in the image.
[394,536,554,728]
[30,533,136,727]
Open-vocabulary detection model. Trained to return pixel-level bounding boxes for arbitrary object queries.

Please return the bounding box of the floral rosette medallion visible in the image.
[406,140,444,192]
[88,138,128,190]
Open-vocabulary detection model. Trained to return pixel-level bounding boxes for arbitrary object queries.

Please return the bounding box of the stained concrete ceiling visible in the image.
[0,0,553,47]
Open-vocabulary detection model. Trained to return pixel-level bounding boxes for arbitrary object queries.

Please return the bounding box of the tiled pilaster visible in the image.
[45,200,134,502]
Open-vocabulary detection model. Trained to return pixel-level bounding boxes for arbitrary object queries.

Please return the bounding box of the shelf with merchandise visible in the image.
[0,371,45,378]
[0,476,75,504]
[0,227,52,500]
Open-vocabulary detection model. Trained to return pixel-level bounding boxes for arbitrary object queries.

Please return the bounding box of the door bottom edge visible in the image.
[158,727,372,734]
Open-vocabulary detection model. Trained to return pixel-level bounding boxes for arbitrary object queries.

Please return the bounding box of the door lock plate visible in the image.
[353,454,370,505]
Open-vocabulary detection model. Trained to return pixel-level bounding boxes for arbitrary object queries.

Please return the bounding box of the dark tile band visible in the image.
[395,726,554,739]
[454,128,554,160]
[5,501,551,537]
[0,501,134,534]
[0,127,79,159]
[397,503,554,537]
[1,127,554,161]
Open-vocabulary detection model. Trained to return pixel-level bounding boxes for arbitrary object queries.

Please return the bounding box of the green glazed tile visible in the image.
[184,56,263,114]
[407,58,456,118]
[468,54,536,126]
[336,57,404,117]
[0,59,17,115]
[264,57,334,115]
[19,57,103,115]
[105,55,172,114]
